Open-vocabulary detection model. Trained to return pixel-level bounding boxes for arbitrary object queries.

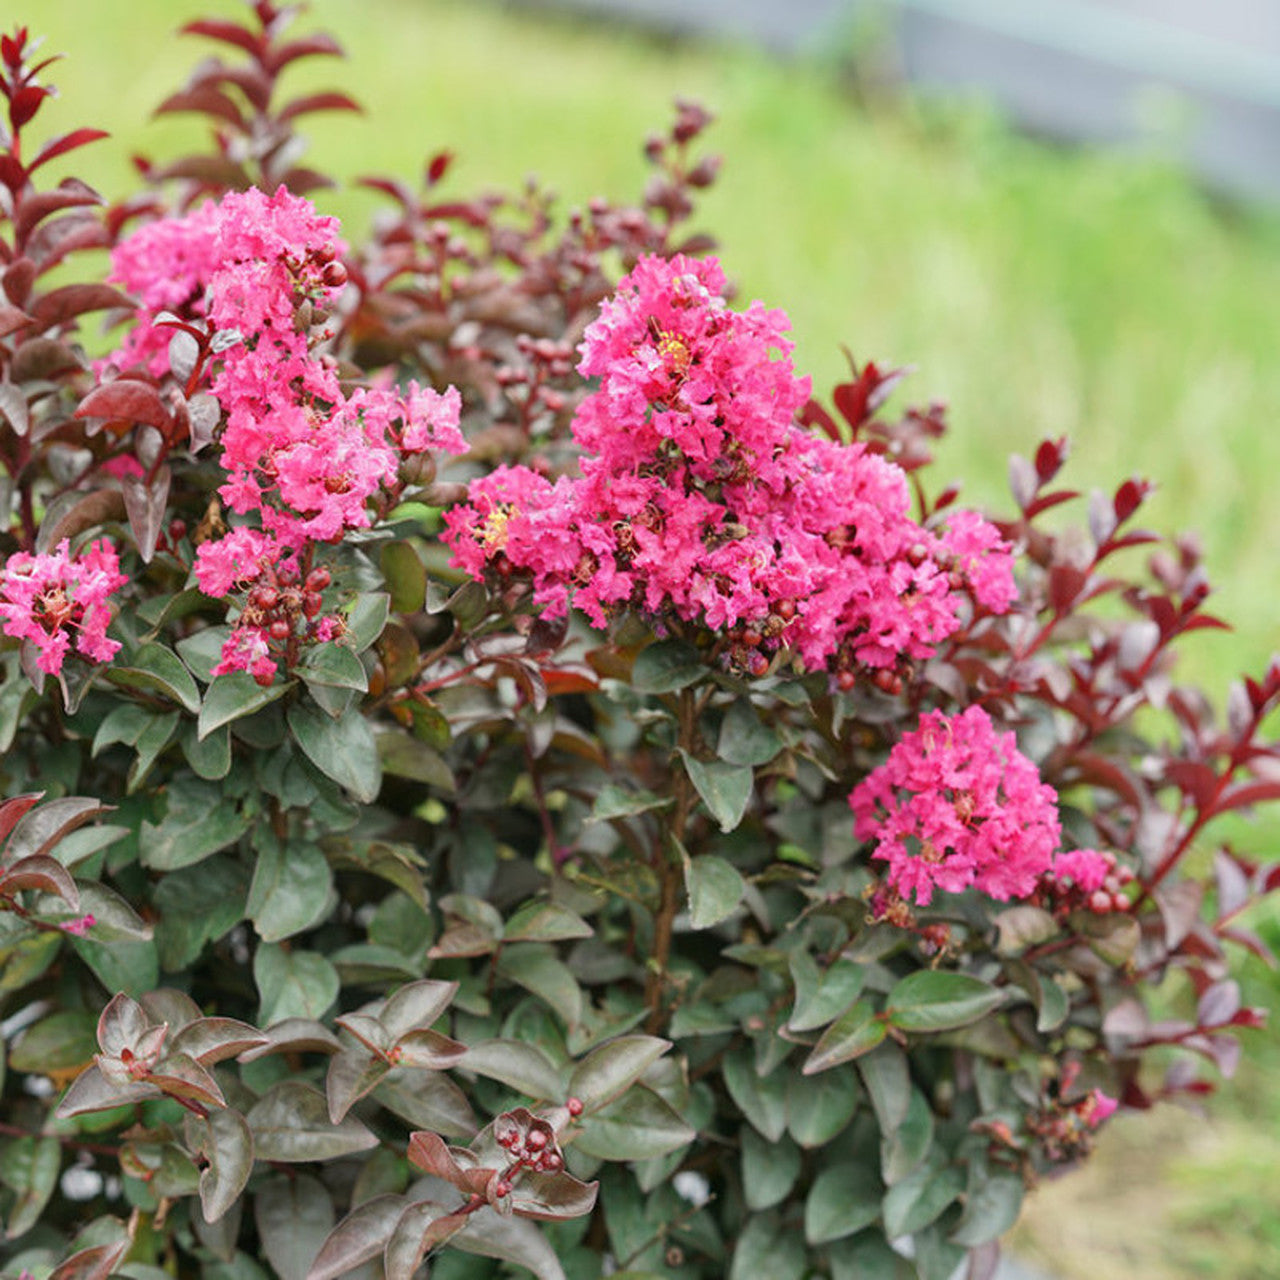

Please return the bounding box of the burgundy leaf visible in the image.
[0,792,43,848]
[27,129,110,176]
[1213,779,1280,815]
[0,853,80,907]
[30,283,132,331]
[1034,436,1068,482]
[13,182,101,245]
[179,18,263,57]
[1113,477,1150,523]
[277,91,362,124]
[0,304,32,338]
[3,255,37,305]
[264,34,344,74]
[1196,980,1240,1028]
[1023,488,1081,519]
[122,466,172,564]
[154,86,248,132]
[76,380,173,433]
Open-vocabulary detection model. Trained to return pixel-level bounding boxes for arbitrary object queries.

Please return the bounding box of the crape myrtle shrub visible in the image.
[0,6,1277,1280]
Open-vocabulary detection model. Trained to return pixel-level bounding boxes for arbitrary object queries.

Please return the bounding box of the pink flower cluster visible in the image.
[0,540,127,675]
[850,705,1062,905]
[110,187,466,682]
[443,254,1014,680]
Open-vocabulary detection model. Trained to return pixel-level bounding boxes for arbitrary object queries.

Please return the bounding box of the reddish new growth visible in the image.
[0,540,127,675]
[109,187,465,683]
[444,254,1014,682]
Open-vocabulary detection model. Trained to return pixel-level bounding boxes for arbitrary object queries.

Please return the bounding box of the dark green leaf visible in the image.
[199,672,291,740]
[459,1039,564,1101]
[685,853,745,929]
[742,1127,801,1210]
[573,1086,694,1161]
[805,1162,883,1244]
[631,639,703,694]
[139,776,249,871]
[300,643,368,693]
[586,784,674,823]
[787,1063,860,1145]
[306,1193,407,1280]
[949,1166,1023,1247]
[886,971,1005,1033]
[882,1087,934,1184]
[567,1034,670,1113]
[452,1205,568,1280]
[325,1049,391,1124]
[255,945,340,1025]
[790,955,868,1033]
[346,593,391,652]
[255,1174,334,1280]
[881,1163,964,1238]
[105,643,201,713]
[828,1231,915,1280]
[857,1043,911,1134]
[377,729,454,789]
[1036,976,1070,1033]
[10,1010,97,1074]
[181,721,232,780]
[246,836,334,942]
[678,751,753,833]
[374,1068,477,1138]
[717,699,782,766]
[803,1000,886,1073]
[380,541,427,613]
[4,1133,60,1239]
[288,703,382,802]
[723,1049,788,1142]
[497,944,582,1027]
[728,1213,806,1280]
[504,900,594,943]
[188,1108,254,1224]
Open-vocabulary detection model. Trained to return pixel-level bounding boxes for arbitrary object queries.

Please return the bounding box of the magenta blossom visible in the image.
[443,253,1015,681]
[850,705,1062,905]
[0,540,127,676]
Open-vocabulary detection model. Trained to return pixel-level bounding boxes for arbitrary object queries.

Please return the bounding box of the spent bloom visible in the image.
[850,705,1061,905]
[444,253,1015,682]
[0,540,127,675]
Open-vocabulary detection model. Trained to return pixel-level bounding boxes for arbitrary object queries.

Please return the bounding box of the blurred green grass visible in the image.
[22,3,1280,1273]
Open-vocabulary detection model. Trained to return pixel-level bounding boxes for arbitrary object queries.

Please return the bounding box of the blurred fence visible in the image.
[514,0,1280,202]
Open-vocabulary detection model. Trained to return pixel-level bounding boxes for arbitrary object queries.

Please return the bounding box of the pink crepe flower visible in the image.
[444,253,1018,681]
[850,705,1061,905]
[0,540,127,675]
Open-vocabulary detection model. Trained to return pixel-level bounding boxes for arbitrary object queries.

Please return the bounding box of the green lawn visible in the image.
[21,2,1280,1274]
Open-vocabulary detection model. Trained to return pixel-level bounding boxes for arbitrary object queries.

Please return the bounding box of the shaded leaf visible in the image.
[247,1083,377,1162]
[255,1174,334,1280]
[678,751,753,832]
[886,971,1005,1032]
[567,1034,670,1113]
[685,853,745,929]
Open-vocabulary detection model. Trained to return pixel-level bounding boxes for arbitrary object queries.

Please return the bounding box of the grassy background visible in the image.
[23,1,1280,1274]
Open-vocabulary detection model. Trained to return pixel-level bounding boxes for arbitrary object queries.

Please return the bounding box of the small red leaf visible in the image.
[1114,477,1150,523]
[154,86,248,132]
[1034,436,1068,482]
[10,85,48,128]
[263,34,344,74]
[28,129,110,176]
[277,91,362,124]
[0,792,43,847]
[179,19,263,58]
[426,150,454,186]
